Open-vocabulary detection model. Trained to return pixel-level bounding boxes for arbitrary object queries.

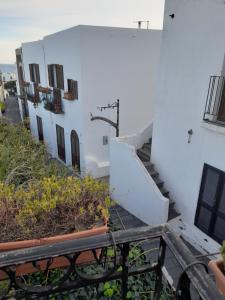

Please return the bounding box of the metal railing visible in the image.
[203,76,225,123]
[26,83,40,104]
[0,225,222,300]
[43,88,63,114]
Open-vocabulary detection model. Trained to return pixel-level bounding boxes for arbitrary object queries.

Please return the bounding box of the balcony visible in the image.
[0,223,222,300]
[203,76,225,125]
[26,83,40,105]
[43,88,63,114]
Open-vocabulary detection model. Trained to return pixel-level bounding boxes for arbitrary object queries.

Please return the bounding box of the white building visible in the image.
[16,25,162,178]
[110,0,225,253]
[0,64,16,82]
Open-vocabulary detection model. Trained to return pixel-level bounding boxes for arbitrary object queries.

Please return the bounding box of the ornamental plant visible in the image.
[0,102,5,113]
[0,176,112,242]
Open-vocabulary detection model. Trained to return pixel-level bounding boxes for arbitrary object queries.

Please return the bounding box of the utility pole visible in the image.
[90,99,120,137]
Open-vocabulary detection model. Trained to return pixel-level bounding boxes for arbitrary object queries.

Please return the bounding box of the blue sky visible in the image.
[0,0,165,64]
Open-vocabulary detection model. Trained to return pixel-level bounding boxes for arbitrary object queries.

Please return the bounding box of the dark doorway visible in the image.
[195,164,225,243]
[36,116,44,142]
[56,124,66,162]
[71,130,80,171]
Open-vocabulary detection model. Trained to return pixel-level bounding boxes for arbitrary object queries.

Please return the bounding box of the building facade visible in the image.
[16,25,162,178]
[110,0,225,253]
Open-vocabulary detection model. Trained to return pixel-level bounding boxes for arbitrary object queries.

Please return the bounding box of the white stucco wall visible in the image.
[151,0,225,247]
[19,25,161,178]
[80,26,161,177]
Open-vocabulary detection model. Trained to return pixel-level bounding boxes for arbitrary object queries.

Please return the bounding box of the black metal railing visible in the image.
[26,83,40,104]
[203,76,225,123]
[0,225,222,300]
[43,88,63,114]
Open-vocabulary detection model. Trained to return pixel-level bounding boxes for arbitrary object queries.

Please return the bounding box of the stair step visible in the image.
[148,169,159,178]
[169,198,175,208]
[160,187,170,198]
[153,178,164,188]
[139,148,151,157]
[143,143,151,151]
[168,207,180,221]
[137,149,150,161]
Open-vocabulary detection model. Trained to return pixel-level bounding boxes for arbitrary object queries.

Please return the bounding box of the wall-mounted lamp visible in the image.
[169,14,175,19]
[188,129,193,143]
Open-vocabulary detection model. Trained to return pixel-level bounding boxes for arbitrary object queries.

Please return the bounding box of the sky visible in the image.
[0,0,165,64]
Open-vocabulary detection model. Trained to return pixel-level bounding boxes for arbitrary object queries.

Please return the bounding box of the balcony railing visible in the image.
[0,225,222,300]
[43,88,63,114]
[203,76,225,124]
[26,83,40,104]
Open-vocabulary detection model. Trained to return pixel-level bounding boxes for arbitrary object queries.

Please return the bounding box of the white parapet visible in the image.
[110,122,169,225]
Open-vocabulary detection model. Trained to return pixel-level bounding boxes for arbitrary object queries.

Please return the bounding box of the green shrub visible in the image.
[0,121,67,186]
[0,176,111,242]
[0,101,5,112]
[221,241,225,263]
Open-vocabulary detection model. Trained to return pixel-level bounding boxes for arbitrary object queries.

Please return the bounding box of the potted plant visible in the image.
[0,102,6,113]
[0,176,111,277]
[208,241,225,297]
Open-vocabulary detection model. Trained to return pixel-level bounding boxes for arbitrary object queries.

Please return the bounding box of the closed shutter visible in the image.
[56,124,66,162]
[35,64,40,84]
[73,80,78,99]
[68,79,78,99]
[56,64,64,90]
[48,65,54,87]
[29,64,34,82]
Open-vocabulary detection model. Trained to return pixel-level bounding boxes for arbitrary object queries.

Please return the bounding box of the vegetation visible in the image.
[0,176,111,242]
[221,241,225,268]
[0,101,5,113]
[0,121,67,186]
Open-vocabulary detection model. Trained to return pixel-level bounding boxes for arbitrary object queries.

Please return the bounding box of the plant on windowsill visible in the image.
[0,176,112,277]
[208,241,225,297]
[64,91,75,101]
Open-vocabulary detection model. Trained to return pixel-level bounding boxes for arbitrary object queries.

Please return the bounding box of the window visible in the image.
[36,116,44,142]
[195,164,225,243]
[29,64,40,84]
[68,79,78,99]
[56,124,66,162]
[48,64,64,90]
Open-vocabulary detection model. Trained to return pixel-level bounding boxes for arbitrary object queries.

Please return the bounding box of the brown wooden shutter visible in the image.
[56,64,64,90]
[29,64,34,82]
[48,65,54,87]
[73,80,78,99]
[35,64,40,84]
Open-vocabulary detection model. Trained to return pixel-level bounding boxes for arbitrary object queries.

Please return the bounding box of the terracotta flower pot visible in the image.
[0,222,108,279]
[208,259,225,297]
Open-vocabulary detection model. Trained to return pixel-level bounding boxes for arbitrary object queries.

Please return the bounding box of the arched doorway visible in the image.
[71,130,80,171]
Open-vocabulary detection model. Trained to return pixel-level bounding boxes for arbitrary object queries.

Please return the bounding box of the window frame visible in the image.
[195,163,225,243]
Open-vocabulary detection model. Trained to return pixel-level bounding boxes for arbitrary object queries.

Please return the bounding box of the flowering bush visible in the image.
[0,176,112,242]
